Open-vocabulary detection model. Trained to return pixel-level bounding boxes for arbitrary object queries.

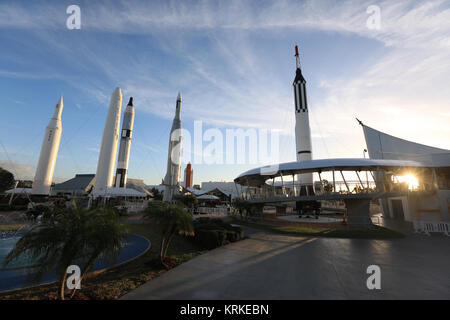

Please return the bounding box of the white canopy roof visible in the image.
[234,158,446,186]
[91,187,147,198]
[4,188,33,194]
[197,194,220,200]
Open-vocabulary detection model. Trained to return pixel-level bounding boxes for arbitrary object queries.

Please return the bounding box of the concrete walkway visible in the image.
[122,226,450,300]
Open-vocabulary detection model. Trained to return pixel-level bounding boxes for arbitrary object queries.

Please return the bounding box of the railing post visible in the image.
[332,169,336,193]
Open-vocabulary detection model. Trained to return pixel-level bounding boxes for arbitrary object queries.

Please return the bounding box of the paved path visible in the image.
[122,226,450,300]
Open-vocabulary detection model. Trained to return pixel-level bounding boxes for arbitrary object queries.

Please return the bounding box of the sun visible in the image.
[396,174,419,190]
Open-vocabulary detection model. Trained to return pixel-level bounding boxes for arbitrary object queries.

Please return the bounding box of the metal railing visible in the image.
[241,181,378,201]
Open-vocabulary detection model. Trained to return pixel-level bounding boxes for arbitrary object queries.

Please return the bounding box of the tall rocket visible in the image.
[32,97,64,195]
[114,97,135,188]
[293,45,314,195]
[93,87,123,196]
[163,92,182,202]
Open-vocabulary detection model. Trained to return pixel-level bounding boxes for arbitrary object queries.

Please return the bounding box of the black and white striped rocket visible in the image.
[163,92,182,202]
[293,45,313,194]
[115,97,135,188]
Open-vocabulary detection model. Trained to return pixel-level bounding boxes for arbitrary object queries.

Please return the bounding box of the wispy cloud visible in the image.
[1,0,449,168]
[87,147,99,153]
[0,160,35,180]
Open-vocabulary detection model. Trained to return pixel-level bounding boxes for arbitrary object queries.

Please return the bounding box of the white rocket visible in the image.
[93,87,123,196]
[32,97,64,195]
[115,97,135,188]
[293,45,314,195]
[163,92,182,202]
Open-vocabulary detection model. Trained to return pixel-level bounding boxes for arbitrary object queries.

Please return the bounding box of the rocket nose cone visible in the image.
[177,92,182,101]
[128,97,133,106]
[112,87,122,99]
[53,96,64,118]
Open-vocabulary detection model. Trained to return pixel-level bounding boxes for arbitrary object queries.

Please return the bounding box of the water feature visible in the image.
[0,233,150,293]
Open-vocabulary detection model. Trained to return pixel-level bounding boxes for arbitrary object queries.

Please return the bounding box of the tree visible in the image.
[144,201,194,269]
[322,179,334,193]
[3,202,127,300]
[150,187,163,201]
[232,198,251,219]
[247,202,265,218]
[174,193,198,210]
[0,167,15,193]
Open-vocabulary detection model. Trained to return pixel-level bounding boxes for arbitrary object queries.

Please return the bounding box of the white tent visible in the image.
[4,188,33,194]
[92,187,147,198]
[197,194,220,200]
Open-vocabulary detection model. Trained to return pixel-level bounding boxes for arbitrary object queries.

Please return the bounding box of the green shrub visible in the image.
[226,230,239,242]
[194,229,227,249]
[193,217,244,249]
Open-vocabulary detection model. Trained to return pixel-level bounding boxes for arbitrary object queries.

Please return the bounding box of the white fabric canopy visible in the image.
[197,194,220,200]
[92,187,146,197]
[4,188,32,194]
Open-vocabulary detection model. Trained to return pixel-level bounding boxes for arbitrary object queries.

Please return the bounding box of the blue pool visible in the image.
[0,233,150,293]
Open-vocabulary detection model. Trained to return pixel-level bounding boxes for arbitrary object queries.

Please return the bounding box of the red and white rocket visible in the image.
[293,45,314,195]
[163,92,182,202]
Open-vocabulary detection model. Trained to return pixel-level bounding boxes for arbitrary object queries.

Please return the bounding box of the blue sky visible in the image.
[0,0,449,185]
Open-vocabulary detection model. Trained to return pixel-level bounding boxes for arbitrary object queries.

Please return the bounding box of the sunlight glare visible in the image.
[396,174,419,190]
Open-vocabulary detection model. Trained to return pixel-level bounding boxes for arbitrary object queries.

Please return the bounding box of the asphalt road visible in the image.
[122,226,450,300]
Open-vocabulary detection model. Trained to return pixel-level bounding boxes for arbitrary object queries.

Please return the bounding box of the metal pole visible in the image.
[246,178,253,200]
[318,172,323,194]
[292,174,296,197]
[272,177,275,197]
[363,149,369,188]
[340,171,350,193]
[355,171,365,191]
[8,181,19,206]
[332,169,336,193]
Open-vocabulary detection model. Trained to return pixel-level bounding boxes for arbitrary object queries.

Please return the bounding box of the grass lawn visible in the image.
[0,223,205,300]
[0,225,22,232]
[232,218,405,239]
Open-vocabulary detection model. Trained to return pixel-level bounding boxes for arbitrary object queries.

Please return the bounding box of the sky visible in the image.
[0,0,449,185]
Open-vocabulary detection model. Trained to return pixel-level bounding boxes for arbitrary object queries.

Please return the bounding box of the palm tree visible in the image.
[144,201,194,269]
[174,193,198,212]
[150,187,163,201]
[3,201,127,300]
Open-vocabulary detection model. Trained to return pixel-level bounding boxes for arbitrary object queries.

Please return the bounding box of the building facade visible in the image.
[362,123,450,222]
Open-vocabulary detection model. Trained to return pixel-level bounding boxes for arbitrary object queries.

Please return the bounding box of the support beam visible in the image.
[280,172,285,195]
[246,178,252,200]
[292,174,296,197]
[355,171,365,191]
[340,170,350,193]
[234,182,242,199]
[272,177,276,197]
[332,169,336,193]
[370,171,377,191]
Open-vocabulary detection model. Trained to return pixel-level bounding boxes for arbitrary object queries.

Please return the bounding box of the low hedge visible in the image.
[193,218,244,250]
[0,204,28,211]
